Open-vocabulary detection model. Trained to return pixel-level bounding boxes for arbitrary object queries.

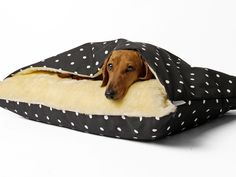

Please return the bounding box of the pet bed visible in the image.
[0,38,235,141]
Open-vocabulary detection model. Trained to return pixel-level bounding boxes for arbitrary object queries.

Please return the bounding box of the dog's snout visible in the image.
[105,89,116,99]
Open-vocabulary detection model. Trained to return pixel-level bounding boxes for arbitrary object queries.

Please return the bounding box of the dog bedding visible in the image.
[0,38,235,141]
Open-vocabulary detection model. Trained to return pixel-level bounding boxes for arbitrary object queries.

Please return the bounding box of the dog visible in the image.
[58,50,154,100]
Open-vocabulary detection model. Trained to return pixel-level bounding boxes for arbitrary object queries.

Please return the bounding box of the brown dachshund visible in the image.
[58,50,154,100]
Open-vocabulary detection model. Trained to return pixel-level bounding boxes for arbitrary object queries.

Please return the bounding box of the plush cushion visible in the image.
[0,38,235,141]
[0,69,176,118]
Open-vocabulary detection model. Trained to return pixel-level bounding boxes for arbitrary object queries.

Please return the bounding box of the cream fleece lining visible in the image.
[0,68,176,117]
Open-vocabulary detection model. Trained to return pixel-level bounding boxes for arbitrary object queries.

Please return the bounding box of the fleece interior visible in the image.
[0,69,176,117]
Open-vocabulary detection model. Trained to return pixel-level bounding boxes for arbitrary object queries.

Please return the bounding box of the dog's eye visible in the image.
[126,66,134,72]
[107,63,113,70]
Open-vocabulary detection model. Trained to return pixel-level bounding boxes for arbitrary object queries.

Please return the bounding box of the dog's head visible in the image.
[101,50,153,100]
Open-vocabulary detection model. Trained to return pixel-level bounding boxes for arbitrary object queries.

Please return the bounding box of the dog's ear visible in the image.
[101,55,110,87]
[138,61,153,80]
[137,53,153,80]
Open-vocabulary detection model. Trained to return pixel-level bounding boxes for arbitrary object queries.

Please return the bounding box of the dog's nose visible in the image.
[105,89,116,99]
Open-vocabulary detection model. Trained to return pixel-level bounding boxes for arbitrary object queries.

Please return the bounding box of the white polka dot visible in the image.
[181,121,185,126]
[121,115,126,120]
[217,89,221,93]
[86,65,91,69]
[55,59,59,62]
[134,129,139,134]
[229,80,232,84]
[104,50,109,54]
[190,78,195,81]
[89,114,93,119]
[80,48,84,51]
[89,74,93,77]
[178,113,182,118]
[190,73,195,76]
[192,110,196,114]
[46,116,50,120]
[100,127,104,131]
[179,81,184,84]
[227,89,231,93]
[205,74,209,77]
[167,126,171,131]
[188,101,191,105]
[6,100,9,103]
[117,127,122,132]
[216,74,220,78]
[141,47,146,51]
[57,119,61,123]
[92,54,95,58]
[190,85,195,88]
[70,62,75,65]
[155,57,159,60]
[115,39,118,43]
[154,62,158,66]
[220,109,223,113]
[139,117,143,121]
[194,118,198,122]
[67,53,71,57]
[71,122,74,126]
[95,61,99,66]
[206,109,210,112]
[165,80,170,84]
[62,110,66,113]
[177,89,182,93]
[206,115,211,119]
[83,56,87,59]
[17,101,19,105]
[152,129,157,133]
[104,115,109,120]
[133,137,138,139]
[92,47,95,50]
[74,71,78,74]
[216,99,219,103]
[14,110,17,113]
[155,117,160,120]
[226,99,229,103]
[203,100,206,104]
[115,136,120,138]
[35,114,38,118]
[205,82,209,86]
[24,112,28,115]
[39,104,42,108]
[166,63,171,66]
[84,125,88,129]
[125,43,130,46]
[152,135,157,138]
[75,112,79,116]
[205,90,209,94]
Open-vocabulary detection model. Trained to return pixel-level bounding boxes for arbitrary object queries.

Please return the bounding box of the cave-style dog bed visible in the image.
[0,38,236,141]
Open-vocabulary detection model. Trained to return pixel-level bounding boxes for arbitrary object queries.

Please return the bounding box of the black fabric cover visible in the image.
[1,38,236,141]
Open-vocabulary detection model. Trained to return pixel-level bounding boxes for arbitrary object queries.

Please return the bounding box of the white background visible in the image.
[0,0,236,177]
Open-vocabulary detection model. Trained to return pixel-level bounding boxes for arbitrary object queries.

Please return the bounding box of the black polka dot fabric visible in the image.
[1,38,236,141]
